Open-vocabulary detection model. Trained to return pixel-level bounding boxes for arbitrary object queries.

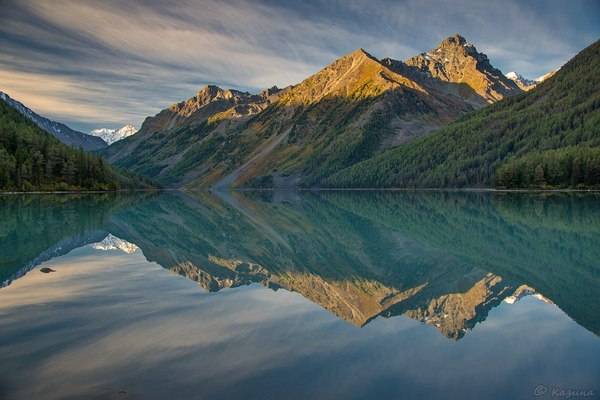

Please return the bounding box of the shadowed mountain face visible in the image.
[101,34,522,189]
[2,191,598,339]
[0,92,107,151]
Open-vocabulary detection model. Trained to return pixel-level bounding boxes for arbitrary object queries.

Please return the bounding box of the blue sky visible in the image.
[0,0,598,132]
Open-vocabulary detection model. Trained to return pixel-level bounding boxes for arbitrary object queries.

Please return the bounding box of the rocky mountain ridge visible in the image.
[104,34,526,189]
[402,34,521,104]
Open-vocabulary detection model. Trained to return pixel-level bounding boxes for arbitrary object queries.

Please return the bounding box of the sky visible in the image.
[0,0,598,133]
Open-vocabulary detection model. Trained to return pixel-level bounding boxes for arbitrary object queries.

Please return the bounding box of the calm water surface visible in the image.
[0,191,599,400]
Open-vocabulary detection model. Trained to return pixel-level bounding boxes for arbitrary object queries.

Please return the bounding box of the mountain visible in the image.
[0,98,156,191]
[203,47,475,189]
[505,71,537,90]
[102,34,522,189]
[101,85,286,184]
[401,34,521,105]
[505,70,558,91]
[0,92,107,151]
[324,39,600,189]
[90,124,137,145]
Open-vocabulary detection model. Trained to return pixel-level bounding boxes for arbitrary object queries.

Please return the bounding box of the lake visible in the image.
[0,190,599,400]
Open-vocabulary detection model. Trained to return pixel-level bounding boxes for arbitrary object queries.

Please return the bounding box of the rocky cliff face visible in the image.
[403,34,522,105]
[141,85,269,134]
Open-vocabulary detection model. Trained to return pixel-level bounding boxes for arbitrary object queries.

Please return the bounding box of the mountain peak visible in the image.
[534,69,559,83]
[336,48,378,64]
[433,33,479,58]
[90,124,138,145]
[194,85,252,102]
[282,45,427,105]
[446,33,467,45]
[405,34,521,104]
[202,84,222,91]
[198,84,224,97]
[352,47,370,56]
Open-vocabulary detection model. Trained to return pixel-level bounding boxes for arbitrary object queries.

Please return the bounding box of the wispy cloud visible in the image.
[0,0,598,131]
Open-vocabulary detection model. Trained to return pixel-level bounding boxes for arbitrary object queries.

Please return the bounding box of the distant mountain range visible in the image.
[90,124,138,145]
[505,70,557,91]
[0,92,108,151]
[102,34,529,188]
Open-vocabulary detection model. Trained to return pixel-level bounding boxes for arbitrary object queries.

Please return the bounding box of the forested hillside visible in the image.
[0,99,155,191]
[324,39,600,189]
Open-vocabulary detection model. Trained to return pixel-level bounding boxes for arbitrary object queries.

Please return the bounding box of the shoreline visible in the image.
[0,188,165,195]
[1,187,599,195]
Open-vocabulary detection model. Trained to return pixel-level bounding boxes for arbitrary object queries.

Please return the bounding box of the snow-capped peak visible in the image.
[91,234,139,254]
[90,124,137,145]
[505,71,536,87]
[504,285,554,305]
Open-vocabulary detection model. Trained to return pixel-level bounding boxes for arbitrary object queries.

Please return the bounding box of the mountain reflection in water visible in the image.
[1,190,598,339]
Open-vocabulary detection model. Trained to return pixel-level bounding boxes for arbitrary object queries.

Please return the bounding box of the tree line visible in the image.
[0,99,155,191]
